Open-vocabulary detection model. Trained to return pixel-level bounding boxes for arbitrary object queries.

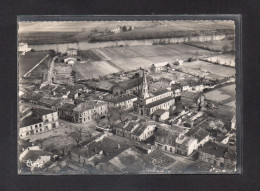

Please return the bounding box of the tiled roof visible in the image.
[181,91,202,99]
[151,89,171,96]
[106,94,137,103]
[185,127,209,142]
[176,135,197,146]
[34,108,56,116]
[199,141,236,160]
[73,100,106,112]
[59,103,77,111]
[153,109,168,116]
[155,125,187,139]
[132,124,147,136]
[20,115,42,127]
[146,96,175,108]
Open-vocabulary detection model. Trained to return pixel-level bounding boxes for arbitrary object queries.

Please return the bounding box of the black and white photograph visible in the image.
[17,17,239,175]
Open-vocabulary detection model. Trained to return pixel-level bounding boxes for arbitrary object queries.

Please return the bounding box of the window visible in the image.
[170,147,172,152]
[165,146,167,150]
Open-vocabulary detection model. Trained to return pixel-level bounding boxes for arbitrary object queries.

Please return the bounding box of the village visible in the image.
[18,26,236,174]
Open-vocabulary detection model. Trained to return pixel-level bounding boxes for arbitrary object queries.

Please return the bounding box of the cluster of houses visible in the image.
[19,49,236,172]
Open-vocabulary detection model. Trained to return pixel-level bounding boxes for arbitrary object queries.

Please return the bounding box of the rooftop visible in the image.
[106,94,137,103]
[146,96,175,109]
[176,135,197,146]
[73,100,106,112]
[155,125,187,139]
[181,91,202,99]
[34,108,57,116]
[132,124,147,136]
[185,127,209,142]
[199,141,236,160]
[153,109,168,116]
[59,103,77,111]
[151,89,171,96]
[20,115,42,127]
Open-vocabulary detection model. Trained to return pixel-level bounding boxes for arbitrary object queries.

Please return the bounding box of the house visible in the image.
[198,141,236,169]
[22,93,42,104]
[105,94,137,109]
[154,125,189,154]
[181,81,191,91]
[175,135,198,156]
[190,81,204,92]
[73,100,108,123]
[185,127,210,147]
[111,77,143,95]
[64,57,78,65]
[115,120,156,142]
[215,135,230,144]
[70,136,129,170]
[151,109,169,121]
[19,108,59,139]
[149,81,171,92]
[180,91,205,110]
[150,62,169,73]
[18,43,31,55]
[19,146,41,162]
[58,103,77,121]
[171,83,182,97]
[66,48,77,56]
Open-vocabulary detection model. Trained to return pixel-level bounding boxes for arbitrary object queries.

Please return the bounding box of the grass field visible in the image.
[73,61,120,79]
[204,84,236,107]
[19,51,49,78]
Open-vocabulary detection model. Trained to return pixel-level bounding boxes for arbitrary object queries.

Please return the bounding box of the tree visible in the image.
[222,45,229,54]
[107,108,115,128]
[93,112,101,125]
[70,127,83,146]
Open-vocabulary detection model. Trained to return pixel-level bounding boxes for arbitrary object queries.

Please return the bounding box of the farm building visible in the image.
[18,42,31,55]
[150,62,169,73]
[66,48,77,56]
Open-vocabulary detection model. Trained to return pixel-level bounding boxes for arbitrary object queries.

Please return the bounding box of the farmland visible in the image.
[19,51,49,78]
[73,61,120,80]
[204,84,236,108]
[91,20,234,42]
[180,60,236,78]
[72,43,222,79]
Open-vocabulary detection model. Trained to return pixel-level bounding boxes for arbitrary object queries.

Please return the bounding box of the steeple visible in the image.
[141,68,149,98]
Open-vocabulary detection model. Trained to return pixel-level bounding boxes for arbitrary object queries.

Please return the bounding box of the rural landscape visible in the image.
[18,20,237,174]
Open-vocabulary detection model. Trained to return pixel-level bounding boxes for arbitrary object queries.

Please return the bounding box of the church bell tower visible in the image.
[141,69,149,98]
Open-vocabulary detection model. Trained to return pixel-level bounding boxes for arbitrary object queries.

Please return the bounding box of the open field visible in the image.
[180,60,236,78]
[94,44,218,71]
[201,54,235,67]
[91,20,234,42]
[185,39,235,53]
[73,61,120,79]
[19,51,49,78]
[204,84,236,108]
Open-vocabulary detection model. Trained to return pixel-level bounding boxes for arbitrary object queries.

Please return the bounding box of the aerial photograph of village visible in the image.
[18,19,237,174]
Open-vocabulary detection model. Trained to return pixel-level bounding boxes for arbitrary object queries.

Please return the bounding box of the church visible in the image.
[133,69,175,119]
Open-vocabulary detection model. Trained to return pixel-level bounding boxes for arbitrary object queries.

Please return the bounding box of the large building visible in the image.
[133,69,175,118]
[19,108,59,139]
[73,100,108,123]
[18,43,31,55]
[105,94,137,109]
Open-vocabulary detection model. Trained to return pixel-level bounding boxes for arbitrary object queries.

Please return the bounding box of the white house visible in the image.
[175,135,198,156]
[19,108,59,139]
[66,48,77,56]
[18,43,31,55]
